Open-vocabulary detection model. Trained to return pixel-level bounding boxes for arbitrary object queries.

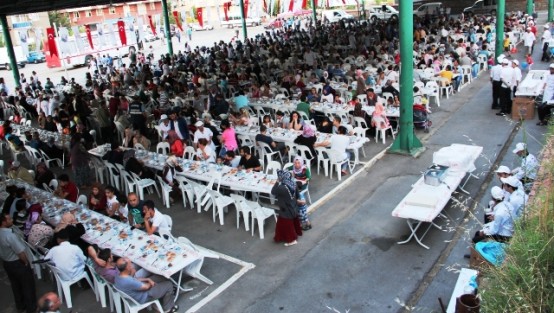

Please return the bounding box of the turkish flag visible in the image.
[302,0,307,9]
[85,25,94,50]
[223,3,229,21]
[197,8,203,27]
[117,20,127,45]
[148,15,157,36]
[46,28,58,57]
[288,0,294,11]
[244,0,249,17]
[263,0,267,13]
[173,11,183,31]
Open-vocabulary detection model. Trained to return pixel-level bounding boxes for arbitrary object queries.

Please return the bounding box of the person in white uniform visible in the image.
[45,229,87,281]
[473,186,515,243]
[511,142,539,185]
[500,176,528,218]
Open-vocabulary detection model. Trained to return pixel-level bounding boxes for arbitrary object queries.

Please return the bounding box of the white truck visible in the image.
[321,10,355,23]
[220,15,262,28]
[58,25,139,68]
[0,46,27,70]
[368,5,399,23]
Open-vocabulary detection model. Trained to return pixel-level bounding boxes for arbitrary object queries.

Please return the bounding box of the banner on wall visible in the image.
[96,24,105,47]
[148,16,156,35]
[173,11,183,31]
[197,8,204,27]
[58,27,70,55]
[34,28,42,52]
[117,20,127,45]
[244,0,249,17]
[85,25,94,49]
[223,2,230,21]
[18,31,29,57]
[71,26,84,52]
[106,23,116,46]
[137,17,145,42]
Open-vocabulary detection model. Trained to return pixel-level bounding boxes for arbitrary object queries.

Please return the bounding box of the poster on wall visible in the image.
[72,26,84,52]
[19,30,29,57]
[58,27,70,55]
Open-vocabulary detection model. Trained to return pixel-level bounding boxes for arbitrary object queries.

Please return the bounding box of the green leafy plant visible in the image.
[480,123,554,312]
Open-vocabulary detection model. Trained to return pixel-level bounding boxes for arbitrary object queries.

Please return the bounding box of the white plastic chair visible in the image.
[247,200,277,239]
[159,214,173,239]
[85,262,112,308]
[175,176,195,209]
[315,147,330,177]
[77,195,88,206]
[229,193,252,231]
[131,172,160,200]
[0,160,4,180]
[295,145,314,170]
[114,286,164,313]
[47,264,94,309]
[40,149,63,169]
[133,143,146,150]
[156,175,172,209]
[265,160,282,175]
[183,146,196,160]
[23,240,44,280]
[352,127,368,157]
[156,142,170,155]
[373,116,395,144]
[206,189,234,225]
[328,149,352,181]
[25,146,43,167]
[104,162,121,190]
[425,80,440,107]
[90,157,107,184]
[113,121,125,145]
[258,141,283,165]
[356,94,368,105]
[121,170,137,196]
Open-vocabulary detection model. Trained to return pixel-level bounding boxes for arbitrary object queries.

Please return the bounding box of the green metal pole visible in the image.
[389,0,423,156]
[161,0,173,55]
[495,0,505,63]
[527,0,533,15]
[0,15,20,88]
[548,0,554,22]
[239,0,248,41]
[311,0,317,24]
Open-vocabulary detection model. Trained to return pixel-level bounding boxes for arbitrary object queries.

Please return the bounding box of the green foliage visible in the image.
[0,34,5,48]
[480,124,554,313]
[48,11,70,29]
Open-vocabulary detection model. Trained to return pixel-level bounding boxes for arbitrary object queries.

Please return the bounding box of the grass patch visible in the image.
[480,125,554,312]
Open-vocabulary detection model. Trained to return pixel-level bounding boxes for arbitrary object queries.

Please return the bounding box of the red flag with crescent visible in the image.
[117,20,127,45]
[288,0,294,11]
[197,8,203,27]
[244,0,249,17]
[85,25,94,50]
[223,2,230,21]
[46,28,58,57]
[173,11,183,31]
[148,15,156,35]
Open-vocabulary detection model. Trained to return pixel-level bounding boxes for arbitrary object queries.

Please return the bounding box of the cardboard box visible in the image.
[511,97,535,120]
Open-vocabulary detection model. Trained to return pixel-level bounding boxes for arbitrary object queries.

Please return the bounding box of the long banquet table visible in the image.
[0,179,207,301]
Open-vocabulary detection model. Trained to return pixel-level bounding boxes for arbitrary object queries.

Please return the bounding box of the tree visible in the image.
[48,11,70,29]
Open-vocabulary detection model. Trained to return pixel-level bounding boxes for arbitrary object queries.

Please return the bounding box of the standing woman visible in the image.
[272,170,302,246]
[162,155,183,205]
[355,69,366,97]
[69,133,91,188]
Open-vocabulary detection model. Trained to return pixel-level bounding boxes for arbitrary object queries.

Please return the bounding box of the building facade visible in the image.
[59,0,163,26]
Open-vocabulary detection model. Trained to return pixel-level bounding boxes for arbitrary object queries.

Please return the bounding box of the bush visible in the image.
[480,125,554,312]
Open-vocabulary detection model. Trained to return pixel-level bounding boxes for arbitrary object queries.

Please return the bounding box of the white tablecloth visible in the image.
[0,179,201,279]
[515,70,548,97]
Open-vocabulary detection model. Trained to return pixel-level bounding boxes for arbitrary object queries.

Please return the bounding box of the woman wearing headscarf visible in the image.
[355,69,366,97]
[167,130,184,157]
[286,156,311,191]
[294,124,317,158]
[272,170,302,246]
[371,102,390,128]
[162,155,183,204]
[89,182,107,213]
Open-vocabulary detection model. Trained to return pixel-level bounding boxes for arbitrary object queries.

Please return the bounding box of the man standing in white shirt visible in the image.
[497,59,514,116]
[541,24,552,62]
[523,27,536,55]
[45,229,86,281]
[490,55,503,109]
[511,60,522,97]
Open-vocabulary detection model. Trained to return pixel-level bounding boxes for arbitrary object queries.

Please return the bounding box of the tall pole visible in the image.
[161,0,173,55]
[311,0,317,24]
[239,0,248,41]
[527,0,534,15]
[0,15,21,88]
[495,0,505,63]
[389,0,423,156]
[549,0,553,22]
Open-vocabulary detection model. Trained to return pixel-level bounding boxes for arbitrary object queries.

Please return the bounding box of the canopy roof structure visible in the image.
[0,0,134,16]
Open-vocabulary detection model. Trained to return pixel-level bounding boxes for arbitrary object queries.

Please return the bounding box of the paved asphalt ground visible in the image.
[0,13,549,313]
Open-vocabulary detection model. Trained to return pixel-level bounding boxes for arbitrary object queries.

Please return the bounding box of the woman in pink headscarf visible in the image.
[355,69,366,96]
[371,102,390,128]
[294,123,317,158]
